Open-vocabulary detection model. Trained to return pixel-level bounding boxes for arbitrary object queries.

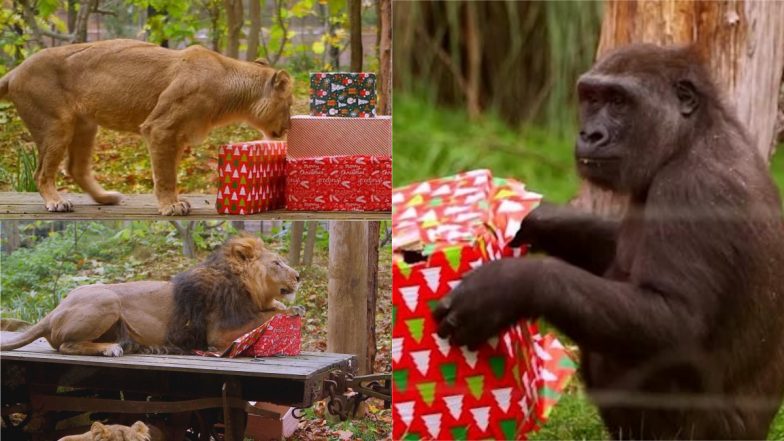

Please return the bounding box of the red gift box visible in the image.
[195,314,302,358]
[392,170,576,440]
[287,116,391,158]
[286,155,391,212]
[216,141,286,215]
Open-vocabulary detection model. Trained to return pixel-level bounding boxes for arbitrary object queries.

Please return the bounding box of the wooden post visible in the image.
[573,0,784,215]
[328,222,369,374]
[366,221,380,373]
[288,221,304,266]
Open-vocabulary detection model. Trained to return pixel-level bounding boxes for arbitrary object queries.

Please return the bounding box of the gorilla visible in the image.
[434,44,784,440]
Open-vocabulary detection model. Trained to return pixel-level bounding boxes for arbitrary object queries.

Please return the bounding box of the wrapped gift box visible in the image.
[195,314,301,358]
[287,115,391,158]
[310,72,377,117]
[286,155,391,212]
[216,141,286,215]
[392,170,576,440]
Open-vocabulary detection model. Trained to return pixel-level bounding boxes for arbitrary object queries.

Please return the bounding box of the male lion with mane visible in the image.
[0,236,300,356]
[0,39,293,215]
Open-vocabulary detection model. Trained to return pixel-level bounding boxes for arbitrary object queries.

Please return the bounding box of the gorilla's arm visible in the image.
[512,202,619,275]
[434,256,715,356]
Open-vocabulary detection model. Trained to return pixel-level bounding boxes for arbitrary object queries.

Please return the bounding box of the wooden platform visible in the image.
[0,192,390,220]
[1,332,355,407]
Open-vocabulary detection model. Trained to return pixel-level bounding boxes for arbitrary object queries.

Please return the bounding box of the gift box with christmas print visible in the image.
[287,116,391,158]
[391,169,576,440]
[286,155,391,211]
[310,72,377,117]
[195,313,302,358]
[216,141,286,215]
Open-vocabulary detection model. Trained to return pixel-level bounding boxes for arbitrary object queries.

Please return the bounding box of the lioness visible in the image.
[0,236,300,356]
[0,39,293,215]
[58,421,152,441]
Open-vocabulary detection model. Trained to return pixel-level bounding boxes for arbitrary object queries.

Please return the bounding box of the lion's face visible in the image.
[251,69,293,139]
[226,236,300,309]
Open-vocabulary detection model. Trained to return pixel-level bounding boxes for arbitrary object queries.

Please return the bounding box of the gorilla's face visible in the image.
[575,46,701,195]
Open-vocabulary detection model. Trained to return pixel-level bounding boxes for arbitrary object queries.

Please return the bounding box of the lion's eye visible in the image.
[274,261,281,266]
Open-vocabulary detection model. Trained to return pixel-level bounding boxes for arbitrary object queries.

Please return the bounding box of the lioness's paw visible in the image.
[158,200,191,216]
[45,199,74,212]
[94,191,123,205]
[102,344,124,357]
[288,305,306,317]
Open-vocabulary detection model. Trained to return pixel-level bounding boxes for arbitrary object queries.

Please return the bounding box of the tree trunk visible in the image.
[247,0,261,60]
[303,221,318,266]
[350,0,363,71]
[3,220,21,254]
[288,221,304,266]
[365,222,380,373]
[573,0,784,215]
[378,0,392,115]
[464,2,482,120]
[223,0,243,59]
[171,221,196,258]
[328,222,369,374]
[67,0,78,33]
[73,0,98,43]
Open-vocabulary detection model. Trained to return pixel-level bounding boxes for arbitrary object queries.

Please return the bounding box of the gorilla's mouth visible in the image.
[576,157,620,167]
[280,287,294,296]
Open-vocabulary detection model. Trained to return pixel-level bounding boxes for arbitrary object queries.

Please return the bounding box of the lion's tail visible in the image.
[0,318,49,351]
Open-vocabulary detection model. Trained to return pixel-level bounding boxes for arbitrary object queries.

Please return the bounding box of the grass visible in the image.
[394,94,784,440]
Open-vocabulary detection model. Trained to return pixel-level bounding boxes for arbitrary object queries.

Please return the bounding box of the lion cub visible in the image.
[58,421,153,441]
[0,39,293,215]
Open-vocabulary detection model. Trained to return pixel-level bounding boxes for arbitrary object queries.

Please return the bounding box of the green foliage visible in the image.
[11,145,37,192]
[393,94,579,203]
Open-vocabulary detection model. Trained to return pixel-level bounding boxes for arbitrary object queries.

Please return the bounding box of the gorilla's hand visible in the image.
[432,258,544,350]
[509,202,555,248]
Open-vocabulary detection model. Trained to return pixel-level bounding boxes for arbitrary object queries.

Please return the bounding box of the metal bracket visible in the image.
[324,370,391,421]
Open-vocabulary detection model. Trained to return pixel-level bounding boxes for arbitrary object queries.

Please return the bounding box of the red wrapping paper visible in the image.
[287,116,391,158]
[392,170,576,440]
[286,155,391,212]
[216,141,286,215]
[195,314,302,358]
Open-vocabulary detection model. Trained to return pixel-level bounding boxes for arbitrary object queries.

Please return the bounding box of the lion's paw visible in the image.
[158,199,191,216]
[45,199,74,212]
[102,344,124,357]
[288,305,306,317]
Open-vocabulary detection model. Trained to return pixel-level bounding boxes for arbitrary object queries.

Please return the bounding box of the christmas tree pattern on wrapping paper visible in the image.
[310,72,377,117]
[391,169,577,440]
[216,141,286,215]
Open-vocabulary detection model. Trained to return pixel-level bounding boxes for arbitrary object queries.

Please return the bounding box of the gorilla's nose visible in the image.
[579,126,609,148]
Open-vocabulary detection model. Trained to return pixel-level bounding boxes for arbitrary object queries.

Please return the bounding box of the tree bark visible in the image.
[378,0,392,115]
[328,222,369,374]
[303,221,318,266]
[365,222,380,373]
[223,0,243,59]
[574,0,784,216]
[171,221,196,258]
[350,0,363,71]
[3,221,21,254]
[247,0,261,60]
[67,0,78,33]
[288,221,304,266]
[73,0,98,43]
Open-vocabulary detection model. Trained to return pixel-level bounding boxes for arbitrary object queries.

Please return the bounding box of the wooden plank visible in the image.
[1,335,353,380]
[0,193,390,220]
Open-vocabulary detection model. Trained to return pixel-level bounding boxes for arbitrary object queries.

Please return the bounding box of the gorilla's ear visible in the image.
[675,80,699,116]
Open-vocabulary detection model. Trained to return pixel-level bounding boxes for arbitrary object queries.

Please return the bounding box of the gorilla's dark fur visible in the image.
[434,45,784,439]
